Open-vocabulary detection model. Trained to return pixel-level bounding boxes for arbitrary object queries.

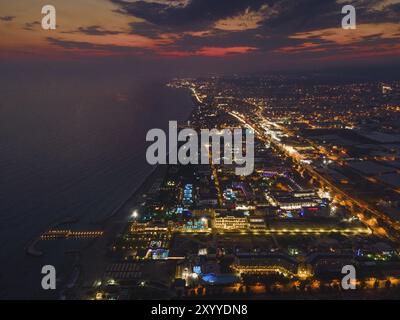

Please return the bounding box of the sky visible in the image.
[0,0,400,73]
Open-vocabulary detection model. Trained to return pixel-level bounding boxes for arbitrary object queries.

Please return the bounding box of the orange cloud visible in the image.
[290,23,400,45]
[159,46,258,57]
[214,5,271,31]
[275,42,326,54]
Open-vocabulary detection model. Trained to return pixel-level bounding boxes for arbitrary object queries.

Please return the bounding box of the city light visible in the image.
[131,210,139,219]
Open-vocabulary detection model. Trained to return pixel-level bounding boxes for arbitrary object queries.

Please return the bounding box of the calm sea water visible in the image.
[0,69,192,298]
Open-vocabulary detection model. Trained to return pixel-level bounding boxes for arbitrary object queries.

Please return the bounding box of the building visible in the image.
[248,217,266,230]
[231,253,297,278]
[266,190,321,210]
[213,212,249,230]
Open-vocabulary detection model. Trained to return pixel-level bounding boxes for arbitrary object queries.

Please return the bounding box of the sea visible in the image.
[0,66,192,298]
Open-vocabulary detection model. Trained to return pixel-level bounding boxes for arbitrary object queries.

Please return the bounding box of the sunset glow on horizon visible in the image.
[0,0,399,66]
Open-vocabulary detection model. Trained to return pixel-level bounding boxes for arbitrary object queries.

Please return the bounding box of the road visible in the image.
[227,109,400,242]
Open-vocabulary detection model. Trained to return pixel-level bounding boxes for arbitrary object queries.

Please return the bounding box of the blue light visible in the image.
[201,273,239,285]
[193,266,202,274]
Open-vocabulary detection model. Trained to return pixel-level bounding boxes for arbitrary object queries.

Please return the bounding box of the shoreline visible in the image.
[53,163,167,297]
[24,85,196,260]
[68,86,197,298]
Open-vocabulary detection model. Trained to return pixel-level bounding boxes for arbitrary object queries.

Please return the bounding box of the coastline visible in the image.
[68,86,197,298]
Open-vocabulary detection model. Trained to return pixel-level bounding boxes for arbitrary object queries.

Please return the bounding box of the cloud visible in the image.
[370,0,400,11]
[336,0,400,12]
[24,21,40,31]
[290,23,400,45]
[64,25,123,36]
[159,46,258,57]
[0,16,16,22]
[214,5,273,31]
[2,0,399,66]
[46,37,150,57]
[110,0,400,50]
[45,29,176,56]
[274,42,326,54]
[111,0,273,31]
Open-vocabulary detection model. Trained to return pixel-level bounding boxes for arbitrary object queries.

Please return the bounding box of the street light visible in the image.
[131,210,139,219]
